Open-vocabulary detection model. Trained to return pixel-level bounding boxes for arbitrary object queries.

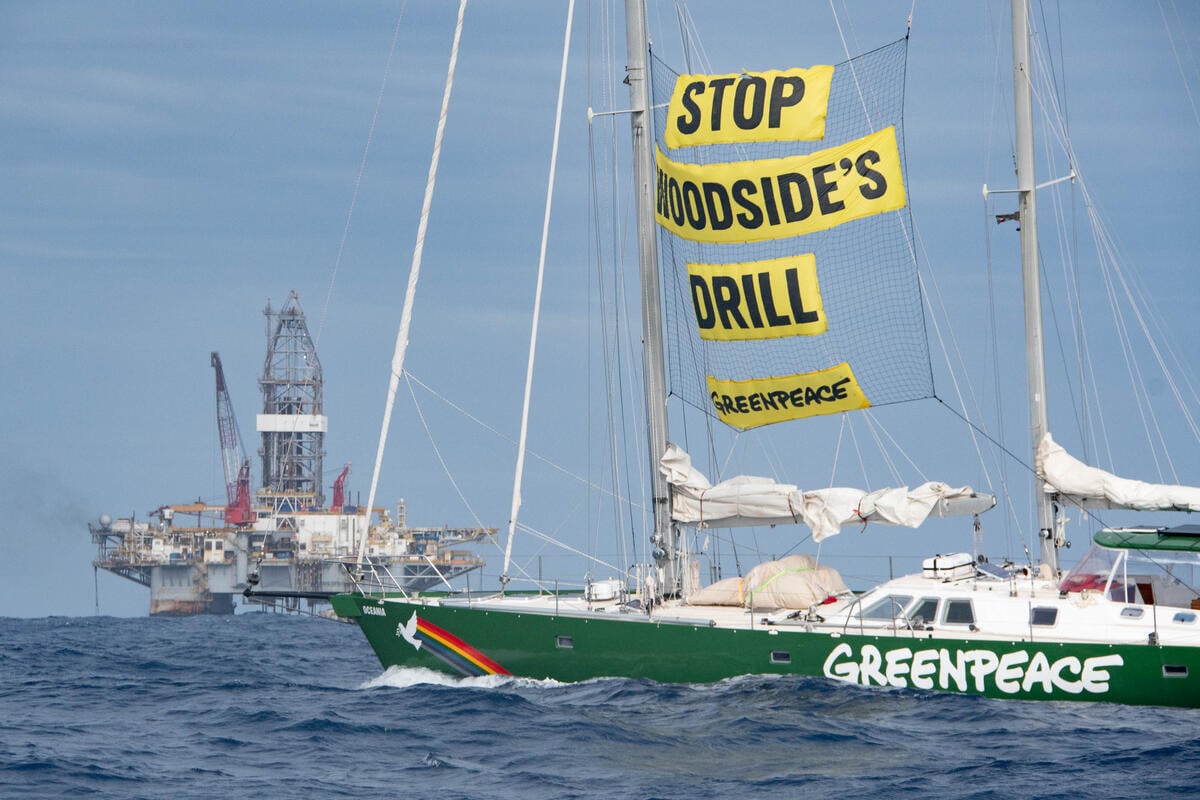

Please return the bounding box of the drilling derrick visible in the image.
[89,291,493,616]
[257,291,326,526]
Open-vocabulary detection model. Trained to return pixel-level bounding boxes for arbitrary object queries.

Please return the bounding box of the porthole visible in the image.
[1030,607,1058,626]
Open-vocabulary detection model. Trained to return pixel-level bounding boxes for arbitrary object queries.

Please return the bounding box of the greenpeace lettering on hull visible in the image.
[822,642,1124,696]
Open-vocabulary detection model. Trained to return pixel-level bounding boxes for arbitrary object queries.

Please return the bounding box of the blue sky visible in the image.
[3,1,1198,617]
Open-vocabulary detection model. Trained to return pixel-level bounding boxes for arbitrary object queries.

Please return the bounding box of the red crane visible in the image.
[331,462,351,511]
[211,352,253,526]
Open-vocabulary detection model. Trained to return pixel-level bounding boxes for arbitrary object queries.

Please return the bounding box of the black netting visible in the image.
[651,38,932,421]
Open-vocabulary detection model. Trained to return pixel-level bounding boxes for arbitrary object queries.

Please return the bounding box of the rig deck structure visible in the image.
[91,292,493,614]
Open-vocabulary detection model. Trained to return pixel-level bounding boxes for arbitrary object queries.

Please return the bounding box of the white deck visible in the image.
[394,563,1200,648]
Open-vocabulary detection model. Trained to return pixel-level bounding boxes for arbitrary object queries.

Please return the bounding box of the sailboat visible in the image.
[330,0,1200,707]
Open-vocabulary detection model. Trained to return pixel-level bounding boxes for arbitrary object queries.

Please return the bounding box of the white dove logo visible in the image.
[396,612,422,650]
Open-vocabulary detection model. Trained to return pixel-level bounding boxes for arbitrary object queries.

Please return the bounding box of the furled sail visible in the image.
[1037,433,1200,511]
[661,444,995,540]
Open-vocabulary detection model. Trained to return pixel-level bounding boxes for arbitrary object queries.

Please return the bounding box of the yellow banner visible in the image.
[688,255,825,341]
[707,363,870,430]
[665,67,834,149]
[655,126,905,244]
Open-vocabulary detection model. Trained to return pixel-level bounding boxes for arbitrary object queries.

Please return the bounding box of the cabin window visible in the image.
[555,635,574,649]
[943,600,975,625]
[1120,607,1144,619]
[1164,665,1189,678]
[861,594,913,620]
[769,651,791,664]
[1030,607,1058,627]
[908,598,939,626]
[1173,612,1196,624]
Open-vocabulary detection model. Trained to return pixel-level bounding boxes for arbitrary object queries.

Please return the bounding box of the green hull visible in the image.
[333,593,1200,707]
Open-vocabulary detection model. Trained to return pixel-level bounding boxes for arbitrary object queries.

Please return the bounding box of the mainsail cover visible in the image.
[661,444,995,541]
[1037,433,1200,511]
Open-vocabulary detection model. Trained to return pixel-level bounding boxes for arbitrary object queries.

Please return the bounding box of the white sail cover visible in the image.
[661,444,995,541]
[1036,432,1200,511]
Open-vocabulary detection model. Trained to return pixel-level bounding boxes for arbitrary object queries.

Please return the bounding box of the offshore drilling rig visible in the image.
[89,292,493,615]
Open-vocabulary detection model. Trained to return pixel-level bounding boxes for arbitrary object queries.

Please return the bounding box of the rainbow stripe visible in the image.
[413,616,511,677]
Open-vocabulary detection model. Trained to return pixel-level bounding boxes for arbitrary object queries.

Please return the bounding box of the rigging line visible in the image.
[1036,0,1068,139]
[584,0,626,583]
[586,6,643,569]
[1091,229,1167,478]
[1055,150,1174,473]
[315,0,408,349]
[1027,30,1125,474]
[1077,173,1200,450]
[606,113,644,579]
[1044,149,1095,462]
[828,0,875,131]
[599,25,641,555]
[827,415,845,489]
[936,396,1115,531]
[917,267,994,491]
[864,412,904,485]
[861,408,927,485]
[629,50,654,552]
[1108,236,1200,431]
[1083,177,1200,448]
[1035,208,1090,451]
[980,115,1024,548]
[402,375,486,529]
[405,371,637,504]
[592,124,637,572]
[848,412,875,489]
[829,0,870,69]
[672,2,692,73]
[514,522,624,576]
[1038,10,1094,463]
[672,2,711,76]
[502,0,577,584]
[356,0,467,567]
[1039,168,1120,472]
[584,4,603,577]
[540,490,597,573]
[1158,0,1200,131]
[1091,214,1193,478]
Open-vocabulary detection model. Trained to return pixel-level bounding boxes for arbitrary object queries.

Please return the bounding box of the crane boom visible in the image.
[331,462,351,511]
[211,352,253,526]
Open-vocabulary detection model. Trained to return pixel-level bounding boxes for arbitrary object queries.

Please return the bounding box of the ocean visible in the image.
[2,614,1196,799]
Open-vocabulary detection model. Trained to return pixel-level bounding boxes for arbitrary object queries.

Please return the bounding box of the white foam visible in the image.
[359,665,564,691]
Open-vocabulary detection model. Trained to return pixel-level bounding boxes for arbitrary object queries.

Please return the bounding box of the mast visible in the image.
[1011,0,1057,572]
[623,0,679,594]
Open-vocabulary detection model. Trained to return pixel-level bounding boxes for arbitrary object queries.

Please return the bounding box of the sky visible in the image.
[2,1,1199,617]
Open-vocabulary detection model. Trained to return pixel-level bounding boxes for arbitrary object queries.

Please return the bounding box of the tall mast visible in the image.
[1011,0,1057,572]
[623,0,678,594]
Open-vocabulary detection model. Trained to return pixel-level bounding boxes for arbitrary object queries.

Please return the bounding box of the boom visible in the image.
[211,352,253,526]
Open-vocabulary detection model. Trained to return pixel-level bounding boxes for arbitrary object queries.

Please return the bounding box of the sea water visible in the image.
[1,614,1195,799]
